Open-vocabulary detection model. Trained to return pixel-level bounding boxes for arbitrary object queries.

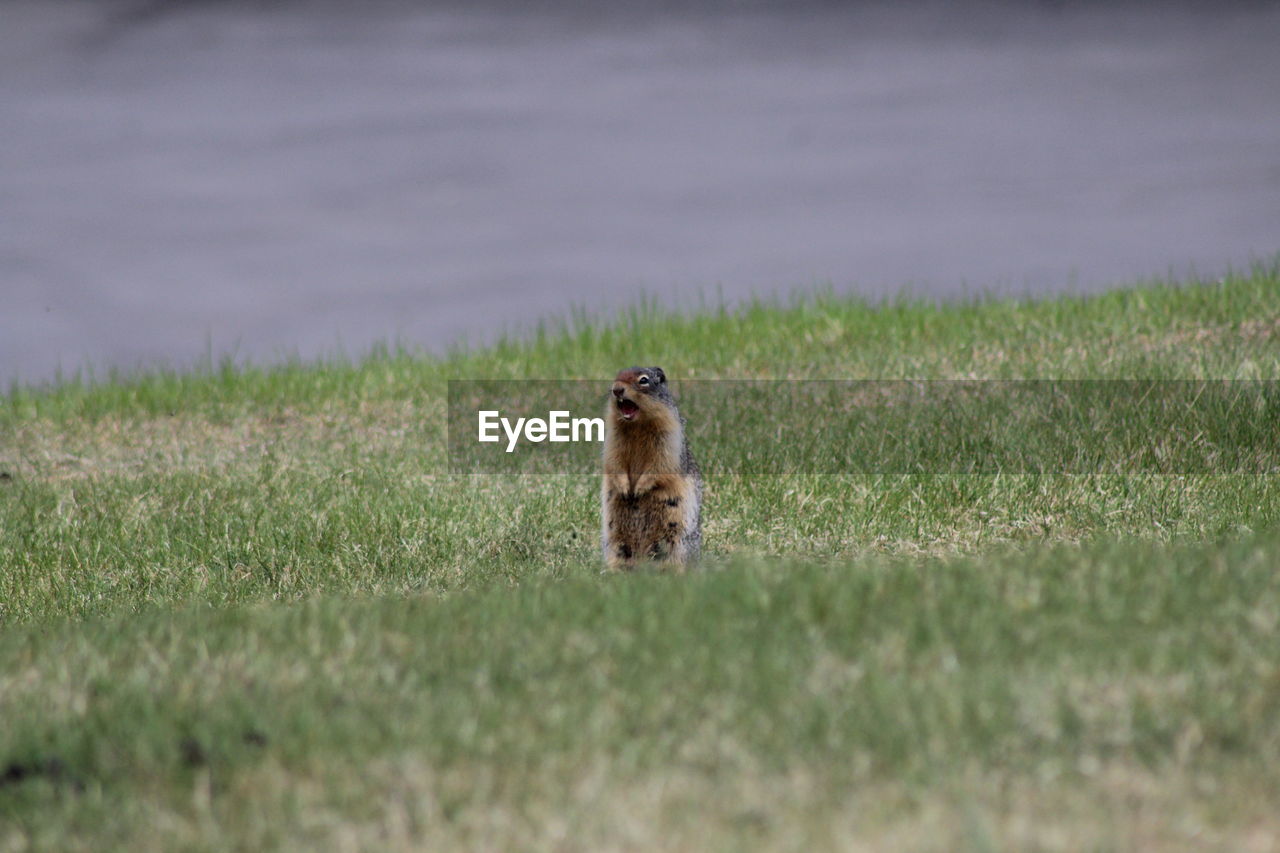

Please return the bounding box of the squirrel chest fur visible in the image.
[601,366,702,569]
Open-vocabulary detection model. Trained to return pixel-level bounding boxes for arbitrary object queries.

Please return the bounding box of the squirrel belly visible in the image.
[600,366,702,570]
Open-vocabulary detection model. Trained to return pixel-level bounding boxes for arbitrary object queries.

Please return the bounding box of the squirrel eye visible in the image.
[638,375,650,386]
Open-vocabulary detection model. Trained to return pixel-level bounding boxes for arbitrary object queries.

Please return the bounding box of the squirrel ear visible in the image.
[654,367,666,384]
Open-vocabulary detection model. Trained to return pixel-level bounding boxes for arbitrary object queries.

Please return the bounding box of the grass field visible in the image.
[2,265,1279,851]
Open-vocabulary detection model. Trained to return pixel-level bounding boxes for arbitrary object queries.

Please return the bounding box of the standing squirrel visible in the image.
[601,366,702,569]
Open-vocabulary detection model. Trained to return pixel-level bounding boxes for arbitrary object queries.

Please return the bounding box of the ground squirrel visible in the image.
[601,366,702,569]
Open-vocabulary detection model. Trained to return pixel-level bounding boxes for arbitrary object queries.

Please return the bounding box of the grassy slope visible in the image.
[1,265,1279,850]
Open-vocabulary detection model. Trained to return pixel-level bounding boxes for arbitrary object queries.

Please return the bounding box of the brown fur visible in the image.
[601,367,702,570]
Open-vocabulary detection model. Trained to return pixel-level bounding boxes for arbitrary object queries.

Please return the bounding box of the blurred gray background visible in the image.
[3,0,1278,385]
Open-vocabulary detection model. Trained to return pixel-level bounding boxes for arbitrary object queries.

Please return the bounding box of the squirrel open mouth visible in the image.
[617,398,640,420]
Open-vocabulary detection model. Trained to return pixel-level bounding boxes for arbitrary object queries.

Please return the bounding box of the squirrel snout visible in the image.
[612,385,626,400]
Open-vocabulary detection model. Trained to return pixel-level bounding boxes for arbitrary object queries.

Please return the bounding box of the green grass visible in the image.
[2,264,1280,850]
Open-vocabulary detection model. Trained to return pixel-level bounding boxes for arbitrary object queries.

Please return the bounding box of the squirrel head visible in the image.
[610,366,675,425]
